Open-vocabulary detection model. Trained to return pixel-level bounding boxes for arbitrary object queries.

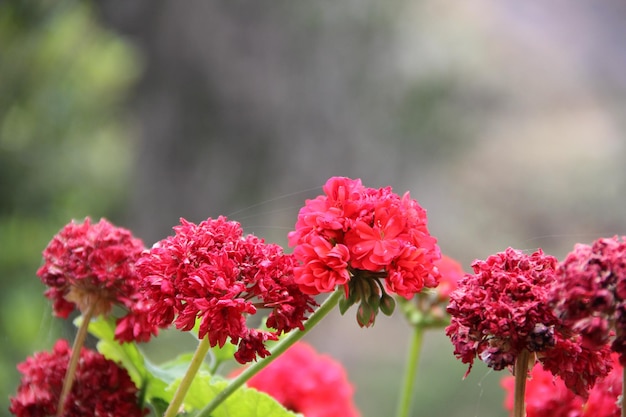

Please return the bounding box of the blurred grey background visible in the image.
[2,1,626,416]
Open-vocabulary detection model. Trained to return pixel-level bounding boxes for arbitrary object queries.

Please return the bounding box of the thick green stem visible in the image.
[196,288,344,417]
[395,325,424,417]
[57,303,96,417]
[163,336,212,417]
[513,349,531,417]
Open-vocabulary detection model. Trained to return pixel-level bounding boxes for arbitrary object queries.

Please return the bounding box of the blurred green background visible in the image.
[3,1,626,416]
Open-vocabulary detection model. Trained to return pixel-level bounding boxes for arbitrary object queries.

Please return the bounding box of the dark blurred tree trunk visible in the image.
[96,1,410,244]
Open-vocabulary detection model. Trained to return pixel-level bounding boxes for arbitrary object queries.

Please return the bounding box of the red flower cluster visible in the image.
[446,247,612,396]
[288,176,440,326]
[501,354,622,417]
[37,218,158,343]
[136,216,316,363]
[9,339,147,417]
[551,236,626,365]
[233,342,360,417]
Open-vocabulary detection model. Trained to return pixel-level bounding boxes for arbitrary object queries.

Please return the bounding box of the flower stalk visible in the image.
[56,302,96,417]
[163,336,212,417]
[196,287,344,417]
[513,349,531,417]
[395,324,424,417]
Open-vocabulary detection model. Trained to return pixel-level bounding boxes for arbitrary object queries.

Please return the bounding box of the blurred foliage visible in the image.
[0,0,140,412]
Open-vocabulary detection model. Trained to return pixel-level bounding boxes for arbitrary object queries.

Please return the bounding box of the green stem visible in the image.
[196,288,344,417]
[163,336,212,417]
[57,302,96,417]
[395,325,424,417]
[513,349,531,417]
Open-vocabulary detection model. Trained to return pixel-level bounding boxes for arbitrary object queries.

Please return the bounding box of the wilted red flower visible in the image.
[551,236,626,365]
[136,216,316,363]
[37,217,158,343]
[232,342,360,417]
[501,353,622,417]
[9,339,147,417]
[288,177,440,326]
[446,247,612,397]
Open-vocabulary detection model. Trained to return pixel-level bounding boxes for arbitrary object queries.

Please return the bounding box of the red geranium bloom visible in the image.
[231,342,360,417]
[288,177,440,326]
[446,247,612,397]
[9,339,147,417]
[501,353,622,417]
[37,218,158,343]
[551,236,626,365]
[136,216,316,363]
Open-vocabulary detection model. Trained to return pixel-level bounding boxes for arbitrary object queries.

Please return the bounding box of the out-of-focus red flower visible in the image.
[446,247,612,397]
[551,236,626,366]
[136,216,316,364]
[288,177,440,326]
[231,342,360,417]
[9,339,147,417]
[433,255,463,301]
[37,217,158,343]
[501,353,622,417]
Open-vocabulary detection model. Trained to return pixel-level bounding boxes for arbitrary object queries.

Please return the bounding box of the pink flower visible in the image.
[501,354,622,417]
[446,247,612,397]
[9,339,147,417]
[289,177,440,326]
[136,216,316,363]
[551,236,626,365]
[231,342,360,417]
[37,218,158,343]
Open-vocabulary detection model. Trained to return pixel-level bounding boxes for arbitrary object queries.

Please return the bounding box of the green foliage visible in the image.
[0,1,140,413]
[86,315,299,417]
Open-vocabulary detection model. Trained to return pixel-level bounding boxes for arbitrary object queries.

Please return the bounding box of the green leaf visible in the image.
[168,375,301,417]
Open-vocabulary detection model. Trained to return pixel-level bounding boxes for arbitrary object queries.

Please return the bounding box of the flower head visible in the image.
[231,342,360,417]
[9,339,147,417]
[289,177,440,326]
[446,247,612,396]
[136,216,317,363]
[501,353,622,417]
[551,236,626,365]
[37,218,158,343]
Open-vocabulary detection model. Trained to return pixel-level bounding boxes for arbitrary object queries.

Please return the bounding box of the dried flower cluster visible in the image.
[9,340,147,417]
[551,236,626,365]
[446,247,612,396]
[288,176,440,326]
[136,216,317,363]
[36,217,158,343]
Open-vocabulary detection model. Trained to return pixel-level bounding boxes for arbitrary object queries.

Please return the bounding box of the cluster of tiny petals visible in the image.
[9,339,147,417]
[231,342,360,417]
[136,216,316,363]
[501,353,622,417]
[37,217,158,343]
[551,236,626,366]
[446,247,611,397]
[288,176,440,299]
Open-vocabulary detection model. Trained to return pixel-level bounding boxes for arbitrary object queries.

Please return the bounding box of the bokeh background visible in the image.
[2,1,626,416]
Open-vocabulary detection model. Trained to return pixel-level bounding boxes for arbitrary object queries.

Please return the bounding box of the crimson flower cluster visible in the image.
[37,217,158,343]
[232,342,360,417]
[136,216,316,363]
[501,353,622,417]
[288,176,440,326]
[9,339,147,417]
[446,247,612,397]
[551,236,626,365]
